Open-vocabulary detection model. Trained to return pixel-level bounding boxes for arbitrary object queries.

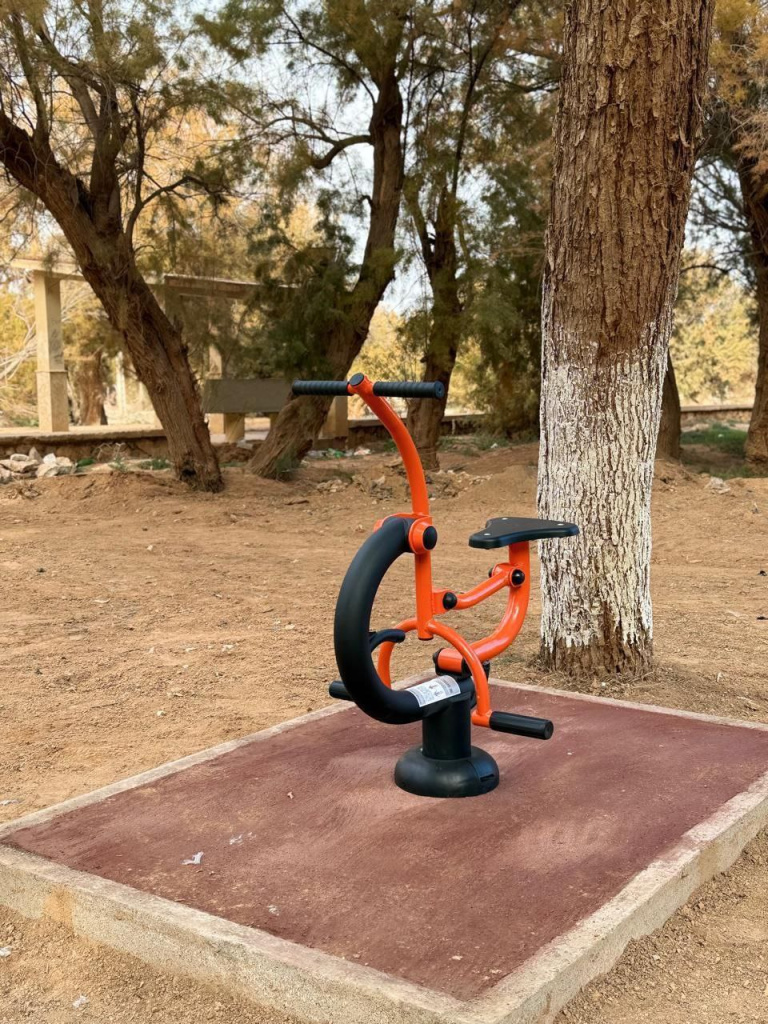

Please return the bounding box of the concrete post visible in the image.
[207,344,245,442]
[319,396,349,441]
[33,272,69,433]
[115,352,127,419]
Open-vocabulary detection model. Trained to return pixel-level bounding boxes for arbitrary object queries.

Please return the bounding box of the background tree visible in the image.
[401,0,559,467]
[462,88,553,436]
[0,1,228,489]
[673,261,757,404]
[715,1,768,465]
[203,0,412,478]
[400,0,520,468]
[690,0,768,464]
[538,0,714,676]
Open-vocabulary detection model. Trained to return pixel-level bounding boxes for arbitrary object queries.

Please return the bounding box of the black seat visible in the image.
[469,517,579,549]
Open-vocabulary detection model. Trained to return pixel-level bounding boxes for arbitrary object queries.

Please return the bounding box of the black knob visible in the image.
[442,591,458,610]
[511,569,526,586]
[349,372,365,387]
[422,526,438,550]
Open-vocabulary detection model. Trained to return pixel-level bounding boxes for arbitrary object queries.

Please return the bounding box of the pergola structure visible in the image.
[9,258,348,441]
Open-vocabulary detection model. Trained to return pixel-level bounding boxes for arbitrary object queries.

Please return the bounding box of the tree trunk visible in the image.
[407,196,463,471]
[736,160,768,466]
[72,346,107,425]
[538,0,713,678]
[747,263,768,464]
[407,345,456,471]
[79,268,222,488]
[657,353,681,460]
[0,117,222,491]
[250,70,404,478]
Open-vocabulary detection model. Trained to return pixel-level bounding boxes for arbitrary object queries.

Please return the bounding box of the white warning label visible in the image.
[406,676,461,707]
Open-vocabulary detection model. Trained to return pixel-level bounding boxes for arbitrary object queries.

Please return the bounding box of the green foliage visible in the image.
[672,263,757,405]
[0,283,35,426]
[680,423,747,456]
[459,94,552,434]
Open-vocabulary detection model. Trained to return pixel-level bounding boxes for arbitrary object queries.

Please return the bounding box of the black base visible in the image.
[394,744,500,798]
[392,689,500,798]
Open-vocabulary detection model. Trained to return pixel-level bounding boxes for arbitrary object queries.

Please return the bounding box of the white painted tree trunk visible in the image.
[537,0,714,676]
[538,317,670,674]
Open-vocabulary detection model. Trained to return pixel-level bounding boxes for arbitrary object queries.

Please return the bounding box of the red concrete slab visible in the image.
[6,684,768,1003]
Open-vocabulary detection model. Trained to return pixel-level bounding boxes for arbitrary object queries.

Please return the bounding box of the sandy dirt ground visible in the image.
[1,440,768,1023]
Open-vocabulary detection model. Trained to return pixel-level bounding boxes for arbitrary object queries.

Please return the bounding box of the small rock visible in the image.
[0,947,12,958]
[707,476,731,494]
[36,463,60,479]
[316,479,349,494]
[182,852,204,865]
[8,455,36,475]
[72,995,89,1009]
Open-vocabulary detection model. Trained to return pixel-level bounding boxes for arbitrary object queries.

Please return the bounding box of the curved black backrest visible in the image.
[334,517,425,725]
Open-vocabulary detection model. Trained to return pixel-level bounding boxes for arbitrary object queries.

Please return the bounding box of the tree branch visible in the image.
[7,12,49,142]
[309,133,371,169]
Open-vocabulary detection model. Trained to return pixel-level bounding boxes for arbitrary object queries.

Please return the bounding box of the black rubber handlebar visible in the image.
[292,380,350,396]
[373,380,445,399]
[292,378,445,400]
[489,711,554,740]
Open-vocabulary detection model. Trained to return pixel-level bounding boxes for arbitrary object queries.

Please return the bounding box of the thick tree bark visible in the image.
[407,192,462,470]
[76,261,221,489]
[657,353,681,460]
[250,70,404,478]
[406,340,457,471]
[736,160,768,466]
[0,115,222,491]
[748,262,768,464]
[538,0,713,677]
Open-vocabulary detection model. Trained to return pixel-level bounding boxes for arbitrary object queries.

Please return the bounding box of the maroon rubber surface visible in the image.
[7,687,768,1000]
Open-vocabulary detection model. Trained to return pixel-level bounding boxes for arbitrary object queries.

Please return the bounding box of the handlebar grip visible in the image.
[373,381,445,400]
[489,711,554,740]
[292,380,350,396]
[329,680,353,701]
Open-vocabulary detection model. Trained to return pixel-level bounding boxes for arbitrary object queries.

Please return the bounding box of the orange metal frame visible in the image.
[349,375,532,729]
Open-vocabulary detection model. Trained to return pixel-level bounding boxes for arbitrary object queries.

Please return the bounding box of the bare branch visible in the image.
[309,133,371,169]
[7,12,49,141]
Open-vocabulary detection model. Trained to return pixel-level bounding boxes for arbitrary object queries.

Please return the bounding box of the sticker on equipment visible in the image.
[406,677,460,707]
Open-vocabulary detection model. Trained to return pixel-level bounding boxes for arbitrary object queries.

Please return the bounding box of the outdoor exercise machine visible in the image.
[292,374,579,798]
